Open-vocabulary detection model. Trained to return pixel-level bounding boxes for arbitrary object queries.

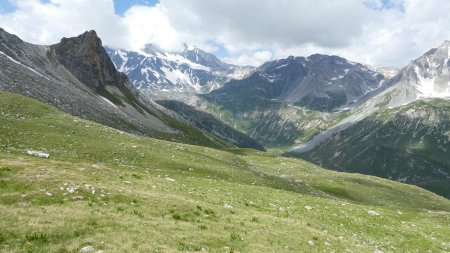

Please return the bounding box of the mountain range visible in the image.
[289,41,450,197]
[107,37,449,198]
[0,28,263,151]
[106,44,253,96]
[1,27,449,198]
[1,26,450,252]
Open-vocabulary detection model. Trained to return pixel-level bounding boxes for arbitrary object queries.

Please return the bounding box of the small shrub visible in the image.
[198,224,207,230]
[87,219,98,226]
[177,241,202,251]
[172,213,182,220]
[131,173,141,179]
[133,209,144,218]
[25,232,49,243]
[251,217,258,222]
[203,208,215,216]
[230,232,242,241]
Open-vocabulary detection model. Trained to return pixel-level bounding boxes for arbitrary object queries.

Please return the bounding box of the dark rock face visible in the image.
[157,100,265,151]
[50,31,136,96]
[206,54,386,112]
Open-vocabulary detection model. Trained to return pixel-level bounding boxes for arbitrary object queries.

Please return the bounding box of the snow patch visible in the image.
[414,66,450,98]
[161,52,210,71]
[0,51,49,80]
[330,74,345,81]
[99,96,118,108]
[275,63,289,69]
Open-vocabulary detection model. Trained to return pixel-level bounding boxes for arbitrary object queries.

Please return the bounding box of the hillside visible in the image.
[1,92,449,252]
[288,41,450,198]
[156,100,265,151]
[290,99,450,198]
[0,28,263,150]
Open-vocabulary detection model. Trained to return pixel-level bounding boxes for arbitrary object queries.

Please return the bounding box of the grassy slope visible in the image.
[0,92,449,252]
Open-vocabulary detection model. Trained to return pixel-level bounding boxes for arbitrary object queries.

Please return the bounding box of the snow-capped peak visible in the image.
[183,43,197,51]
[106,45,254,94]
[406,40,450,99]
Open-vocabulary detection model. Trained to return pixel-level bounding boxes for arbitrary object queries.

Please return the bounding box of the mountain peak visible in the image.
[440,40,450,47]
[59,30,102,51]
[183,43,197,51]
[50,30,128,91]
[142,43,165,55]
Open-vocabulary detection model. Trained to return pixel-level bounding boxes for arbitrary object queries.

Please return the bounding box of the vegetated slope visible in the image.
[157,100,265,151]
[1,92,449,252]
[0,28,251,149]
[292,99,450,198]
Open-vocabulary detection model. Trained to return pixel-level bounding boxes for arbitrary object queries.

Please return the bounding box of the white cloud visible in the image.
[0,0,128,48]
[158,0,450,67]
[0,0,449,68]
[224,50,273,66]
[120,5,181,51]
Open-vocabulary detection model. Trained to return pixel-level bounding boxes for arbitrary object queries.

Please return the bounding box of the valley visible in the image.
[0,10,449,251]
[1,92,449,252]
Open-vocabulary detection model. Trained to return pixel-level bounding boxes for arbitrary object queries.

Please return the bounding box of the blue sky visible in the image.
[0,0,159,14]
[0,0,14,13]
[113,0,158,15]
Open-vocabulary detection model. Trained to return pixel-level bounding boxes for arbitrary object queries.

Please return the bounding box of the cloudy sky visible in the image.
[0,0,449,68]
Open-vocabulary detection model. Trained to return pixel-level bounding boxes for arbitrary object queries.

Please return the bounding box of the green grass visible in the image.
[1,92,450,252]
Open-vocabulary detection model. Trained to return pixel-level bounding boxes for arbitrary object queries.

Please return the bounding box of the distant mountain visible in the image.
[375,40,450,107]
[0,28,262,150]
[106,44,253,94]
[205,54,386,112]
[289,41,450,197]
[198,55,388,148]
